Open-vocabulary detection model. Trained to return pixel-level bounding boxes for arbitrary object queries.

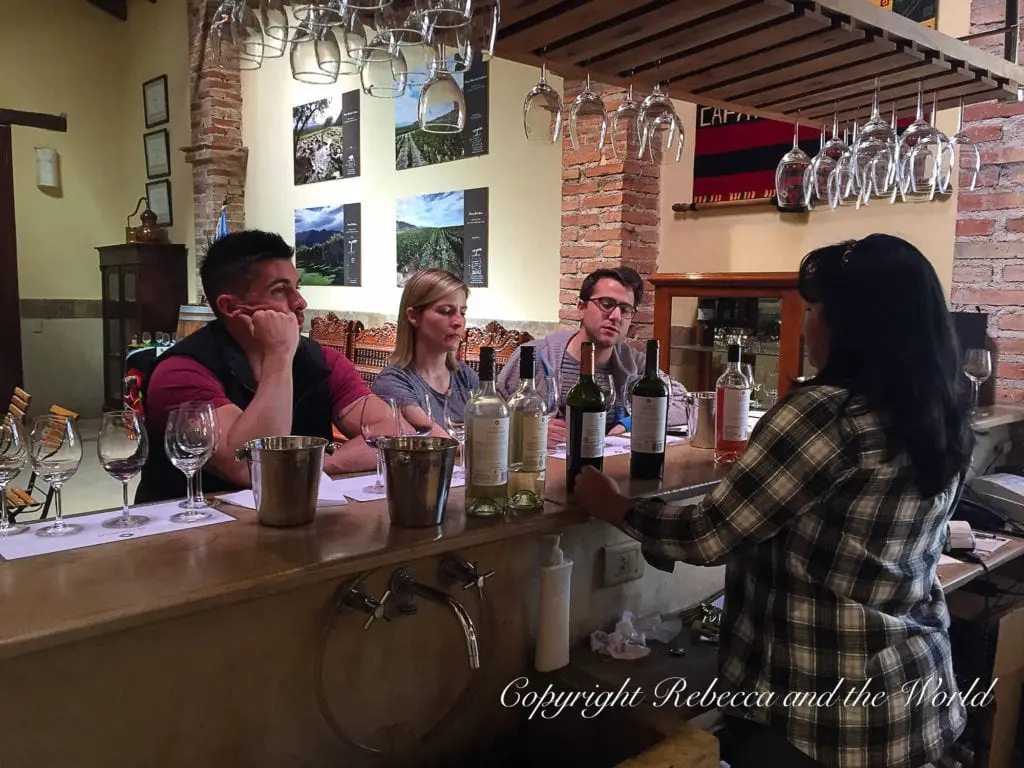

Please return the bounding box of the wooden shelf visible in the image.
[497,0,1024,123]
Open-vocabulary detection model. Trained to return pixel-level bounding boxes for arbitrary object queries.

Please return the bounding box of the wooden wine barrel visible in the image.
[175,304,215,340]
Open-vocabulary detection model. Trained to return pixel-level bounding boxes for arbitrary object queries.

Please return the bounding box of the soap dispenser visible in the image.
[535,534,572,672]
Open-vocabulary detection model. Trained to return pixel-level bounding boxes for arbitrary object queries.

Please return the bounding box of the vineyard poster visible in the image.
[294,203,362,287]
[293,90,361,186]
[396,187,488,287]
[395,56,489,171]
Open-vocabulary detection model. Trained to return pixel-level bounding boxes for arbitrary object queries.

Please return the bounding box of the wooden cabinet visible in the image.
[650,272,809,403]
[97,243,188,410]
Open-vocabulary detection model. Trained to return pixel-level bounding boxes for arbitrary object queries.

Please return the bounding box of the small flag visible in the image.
[215,199,229,240]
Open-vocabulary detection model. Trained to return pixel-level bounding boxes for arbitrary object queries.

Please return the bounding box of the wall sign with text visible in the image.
[396,188,489,287]
[293,91,361,186]
[294,203,362,287]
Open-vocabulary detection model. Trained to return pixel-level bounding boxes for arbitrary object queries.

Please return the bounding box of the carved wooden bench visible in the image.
[459,321,534,376]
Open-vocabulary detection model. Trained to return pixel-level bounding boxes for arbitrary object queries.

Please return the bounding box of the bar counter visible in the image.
[0,444,724,663]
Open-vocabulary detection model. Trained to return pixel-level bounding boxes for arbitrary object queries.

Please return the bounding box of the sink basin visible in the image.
[452,708,666,767]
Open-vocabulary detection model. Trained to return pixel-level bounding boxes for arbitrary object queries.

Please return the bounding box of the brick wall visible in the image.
[185,0,247,300]
[560,81,661,339]
[953,0,1024,402]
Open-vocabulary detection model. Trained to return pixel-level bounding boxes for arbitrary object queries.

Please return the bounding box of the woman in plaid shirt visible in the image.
[575,234,975,768]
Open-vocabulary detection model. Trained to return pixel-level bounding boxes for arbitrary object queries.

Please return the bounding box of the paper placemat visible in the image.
[547,434,684,462]
[219,473,349,510]
[0,501,236,561]
[334,466,467,503]
[938,554,960,567]
[973,534,1011,556]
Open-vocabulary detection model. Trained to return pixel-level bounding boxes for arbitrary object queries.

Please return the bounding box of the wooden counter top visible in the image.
[0,447,728,663]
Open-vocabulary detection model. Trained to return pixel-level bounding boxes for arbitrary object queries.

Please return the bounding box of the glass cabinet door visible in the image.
[668,295,787,411]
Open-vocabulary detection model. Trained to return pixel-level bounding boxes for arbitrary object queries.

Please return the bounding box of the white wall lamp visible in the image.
[34,147,60,191]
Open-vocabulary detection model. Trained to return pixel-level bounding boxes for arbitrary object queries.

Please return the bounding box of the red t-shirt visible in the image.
[145,346,370,432]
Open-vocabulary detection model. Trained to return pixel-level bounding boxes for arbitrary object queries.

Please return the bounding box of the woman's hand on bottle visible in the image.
[574,466,630,526]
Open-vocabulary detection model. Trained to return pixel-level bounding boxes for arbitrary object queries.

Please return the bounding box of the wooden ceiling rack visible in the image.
[496,0,1024,123]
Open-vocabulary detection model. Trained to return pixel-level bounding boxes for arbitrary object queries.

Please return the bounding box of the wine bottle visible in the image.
[508,346,547,512]
[566,341,606,494]
[714,342,751,465]
[465,346,510,517]
[630,339,669,480]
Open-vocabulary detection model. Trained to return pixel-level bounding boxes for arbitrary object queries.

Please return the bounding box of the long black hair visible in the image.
[798,233,973,498]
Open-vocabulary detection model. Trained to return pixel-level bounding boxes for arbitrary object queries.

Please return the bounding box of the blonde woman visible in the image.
[372,269,479,432]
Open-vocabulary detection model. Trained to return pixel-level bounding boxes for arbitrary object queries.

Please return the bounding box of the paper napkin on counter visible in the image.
[219,473,348,510]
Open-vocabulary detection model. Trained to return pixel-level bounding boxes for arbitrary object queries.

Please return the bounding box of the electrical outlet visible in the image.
[603,541,645,587]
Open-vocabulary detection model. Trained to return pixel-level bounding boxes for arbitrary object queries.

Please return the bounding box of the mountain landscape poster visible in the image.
[295,203,362,287]
[396,188,488,287]
[293,91,360,185]
[395,56,489,171]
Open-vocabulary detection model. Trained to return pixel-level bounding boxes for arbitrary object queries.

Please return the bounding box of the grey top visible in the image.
[496,330,691,426]
[371,362,480,424]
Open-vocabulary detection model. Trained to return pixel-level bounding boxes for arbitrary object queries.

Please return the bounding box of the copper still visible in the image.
[125,197,169,244]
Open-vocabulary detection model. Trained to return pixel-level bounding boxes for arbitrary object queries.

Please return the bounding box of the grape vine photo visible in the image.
[395,188,489,287]
[293,91,361,185]
[394,55,489,171]
[295,203,362,287]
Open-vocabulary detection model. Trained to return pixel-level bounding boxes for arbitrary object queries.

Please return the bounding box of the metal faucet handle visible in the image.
[462,569,495,600]
[439,554,494,597]
[363,589,392,631]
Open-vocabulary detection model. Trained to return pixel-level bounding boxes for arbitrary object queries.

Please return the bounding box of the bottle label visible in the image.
[581,411,606,459]
[471,416,510,486]
[520,413,548,472]
[720,387,750,443]
[631,396,667,454]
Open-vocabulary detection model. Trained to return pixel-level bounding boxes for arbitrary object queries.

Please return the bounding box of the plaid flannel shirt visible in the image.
[622,385,965,768]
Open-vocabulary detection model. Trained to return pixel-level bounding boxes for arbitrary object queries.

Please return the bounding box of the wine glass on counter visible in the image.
[97,410,149,529]
[399,394,435,437]
[0,414,28,537]
[182,403,220,511]
[165,403,218,523]
[361,396,400,494]
[444,398,467,472]
[29,414,84,537]
[964,349,992,415]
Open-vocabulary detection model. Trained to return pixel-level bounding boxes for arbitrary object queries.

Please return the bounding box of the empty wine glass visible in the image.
[361,396,400,494]
[419,49,466,133]
[0,415,28,537]
[421,0,473,31]
[290,16,345,83]
[444,398,467,470]
[776,115,811,212]
[523,62,562,144]
[98,410,150,529]
[361,37,408,98]
[183,404,220,511]
[964,349,992,415]
[469,0,499,60]
[29,414,84,537]
[946,96,981,193]
[609,85,641,161]
[166,403,218,523]
[569,74,608,153]
[375,0,427,46]
[637,83,677,161]
[400,395,436,436]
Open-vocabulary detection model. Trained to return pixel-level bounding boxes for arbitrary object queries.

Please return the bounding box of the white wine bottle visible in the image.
[465,347,510,517]
[508,346,547,512]
[566,341,606,494]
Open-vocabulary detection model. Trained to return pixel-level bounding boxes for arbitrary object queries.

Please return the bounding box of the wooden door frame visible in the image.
[0,125,23,406]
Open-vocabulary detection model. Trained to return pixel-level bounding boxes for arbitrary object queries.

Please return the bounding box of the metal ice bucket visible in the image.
[234,436,333,527]
[377,436,458,528]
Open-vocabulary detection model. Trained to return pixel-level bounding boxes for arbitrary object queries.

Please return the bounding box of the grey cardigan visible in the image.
[496,330,690,426]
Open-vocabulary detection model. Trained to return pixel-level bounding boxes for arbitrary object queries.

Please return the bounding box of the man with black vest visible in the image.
[136,230,396,503]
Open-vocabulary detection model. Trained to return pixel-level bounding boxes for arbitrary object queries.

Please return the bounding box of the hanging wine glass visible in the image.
[827,125,856,212]
[290,15,347,83]
[376,0,428,46]
[470,0,500,61]
[853,79,896,204]
[344,0,393,10]
[636,83,677,161]
[907,91,950,199]
[609,85,640,160]
[775,114,811,213]
[421,0,473,31]
[256,0,291,58]
[361,36,408,98]
[568,74,608,153]
[419,51,466,134]
[804,123,828,208]
[293,0,347,26]
[947,96,982,192]
[523,62,563,143]
[212,0,264,71]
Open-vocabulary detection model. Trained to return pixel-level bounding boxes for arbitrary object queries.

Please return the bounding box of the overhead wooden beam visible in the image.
[0,110,67,133]
[87,0,128,21]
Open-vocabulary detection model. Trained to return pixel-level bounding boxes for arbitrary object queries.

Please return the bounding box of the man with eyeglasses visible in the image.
[497,266,690,448]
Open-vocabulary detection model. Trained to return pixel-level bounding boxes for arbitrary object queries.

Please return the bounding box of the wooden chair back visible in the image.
[40,405,79,451]
[8,387,30,421]
[349,322,398,386]
[310,312,356,357]
[460,321,534,376]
